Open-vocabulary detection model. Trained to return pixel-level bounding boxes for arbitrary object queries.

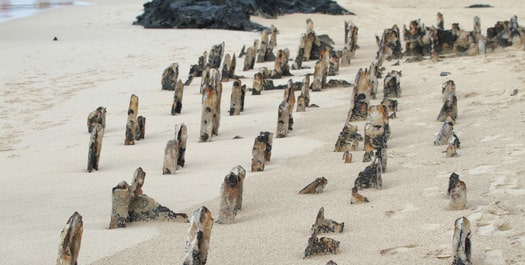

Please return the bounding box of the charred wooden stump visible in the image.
[136,115,146,140]
[297,95,307,112]
[293,33,306,70]
[221,53,233,82]
[299,177,327,194]
[434,119,454,145]
[251,131,273,172]
[252,72,264,95]
[452,217,472,265]
[162,139,179,175]
[187,51,207,81]
[351,186,369,204]
[125,94,139,145]
[270,24,277,48]
[449,179,467,210]
[380,98,398,117]
[311,207,344,234]
[87,106,106,133]
[301,75,311,105]
[270,49,291,79]
[174,123,188,167]
[200,85,217,142]
[109,181,131,229]
[125,119,136,145]
[303,18,321,61]
[341,20,358,66]
[376,25,402,66]
[87,123,104,172]
[251,135,266,172]
[383,70,402,98]
[368,62,379,99]
[232,165,246,210]
[438,81,457,122]
[208,42,224,69]
[311,60,324,91]
[183,206,213,265]
[447,173,461,196]
[128,194,188,223]
[200,66,211,94]
[217,166,246,224]
[110,169,188,229]
[171,79,184,115]
[354,158,383,190]
[210,69,222,136]
[304,207,341,259]
[161,63,179,91]
[348,68,371,121]
[243,39,258,71]
[276,100,290,138]
[257,29,275,63]
[284,79,296,131]
[229,79,243,115]
[130,167,146,196]
[56,211,83,265]
[334,122,363,152]
[343,151,352,163]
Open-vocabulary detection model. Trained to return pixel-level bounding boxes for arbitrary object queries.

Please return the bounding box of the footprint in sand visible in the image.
[468,165,495,175]
[469,202,513,236]
[380,244,418,256]
[384,203,418,219]
[486,174,525,196]
[510,233,525,247]
[485,249,506,265]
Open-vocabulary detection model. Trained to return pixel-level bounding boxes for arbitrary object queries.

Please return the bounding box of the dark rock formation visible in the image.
[134,0,354,31]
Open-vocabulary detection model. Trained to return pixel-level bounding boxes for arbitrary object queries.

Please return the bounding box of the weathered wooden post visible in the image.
[183,206,214,265]
[56,212,83,265]
[87,123,104,172]
[87,106,106,133]
[109,181,131,229]
[162,139,179,175]
[171,79,184,115]
[276,100,290,138]
[174,123,188,167]
[161,63,179,91]
[452,217,472,265]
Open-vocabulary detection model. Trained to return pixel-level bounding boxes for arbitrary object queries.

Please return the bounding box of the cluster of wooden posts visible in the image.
[58,13,525,265]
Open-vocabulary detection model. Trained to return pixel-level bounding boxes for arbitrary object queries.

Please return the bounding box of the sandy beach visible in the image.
[1,0,524,264]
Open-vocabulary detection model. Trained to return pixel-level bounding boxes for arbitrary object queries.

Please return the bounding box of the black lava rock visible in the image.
[134,0,354,31]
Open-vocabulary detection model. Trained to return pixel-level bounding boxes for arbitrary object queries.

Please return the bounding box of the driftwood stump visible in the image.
[216,166,246,224]
[229,79,245,115]
[304,207,342,259]
[87,106,106,133]
[183,206,213,265]
[299,177,328,194]
[348,68,371,121]
[251,131,273,172]
[56,212,83,265]
[162,139,179,175]
[174,123,188,167]
[449,179,467,210]
[171,79,184,115]
[87,123,104,172]
[161,63,179,91]
[276,100,290,138]
[109,168,188,229]
[334,122,363,152]
[200,85,217,142]
[452,217,471,265]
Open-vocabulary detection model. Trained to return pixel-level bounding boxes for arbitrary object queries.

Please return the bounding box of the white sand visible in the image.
[1,0,524,264]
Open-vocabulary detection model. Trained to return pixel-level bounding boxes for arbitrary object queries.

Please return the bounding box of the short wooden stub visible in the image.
[87,123,104,172]
[56,212,83,265]
[452,217,471,265]
[183,206,214,265]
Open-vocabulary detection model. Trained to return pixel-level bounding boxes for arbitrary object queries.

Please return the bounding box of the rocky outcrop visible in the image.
[134,0,354,31]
